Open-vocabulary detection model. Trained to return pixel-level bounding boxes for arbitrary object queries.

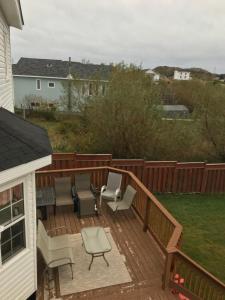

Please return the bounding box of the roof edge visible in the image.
[0,0,24,29]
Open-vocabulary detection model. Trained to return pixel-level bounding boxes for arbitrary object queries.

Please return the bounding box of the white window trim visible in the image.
[48,81,55,88]
[0,177,27,267]
[36,79,41,90]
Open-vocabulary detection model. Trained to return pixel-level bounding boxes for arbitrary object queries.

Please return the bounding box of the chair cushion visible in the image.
[75,173,91,191]
[50,234,73,250]
[107,200,131,211]
[101,190,115,201]
[48,247,75,268]
[77,190,95,201]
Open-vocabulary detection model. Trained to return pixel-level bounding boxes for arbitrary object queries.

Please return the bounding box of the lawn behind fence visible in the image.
[157,193,225,283]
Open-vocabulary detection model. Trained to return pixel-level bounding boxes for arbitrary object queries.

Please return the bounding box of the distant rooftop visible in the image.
[13,57,112,80]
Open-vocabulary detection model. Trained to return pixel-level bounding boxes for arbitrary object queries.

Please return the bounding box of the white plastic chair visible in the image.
[107,185,136,213]
[100,172,122,207]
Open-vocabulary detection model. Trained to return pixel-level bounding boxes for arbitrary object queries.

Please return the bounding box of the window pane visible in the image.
[36,79,41,89]
[12,233,25,253]
[1,228,12,263]
[49,82,55,87]
[12,184,23,203]
[0,206,11,225]
[11,220,24,236]
[12,201,24,219]
[0,189,11,209]
[1,227,11,244]
[12,220,25,255]
[1,241,12,263]
[1,220,25,264]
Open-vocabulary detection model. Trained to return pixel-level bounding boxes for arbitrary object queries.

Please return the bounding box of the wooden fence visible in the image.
[36,165,225,299]
[39,154,225,193]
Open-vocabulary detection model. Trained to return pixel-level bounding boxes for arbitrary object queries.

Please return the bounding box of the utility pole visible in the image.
[67,57,72,111]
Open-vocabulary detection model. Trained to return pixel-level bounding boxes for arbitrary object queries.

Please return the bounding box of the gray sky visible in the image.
[11,0,225,73]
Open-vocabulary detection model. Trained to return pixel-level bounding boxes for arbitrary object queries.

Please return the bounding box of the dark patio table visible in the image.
[36,187,56,220]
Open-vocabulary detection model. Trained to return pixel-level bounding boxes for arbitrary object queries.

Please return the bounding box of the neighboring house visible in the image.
[145,69,160,81]
[0,2,52,300]
[174,70,191,80]
[13,57,112,109]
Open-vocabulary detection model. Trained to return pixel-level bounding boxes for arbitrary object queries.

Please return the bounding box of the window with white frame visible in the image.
[36,79,41,90]
[0,183,26,264]
[48,82,55,88]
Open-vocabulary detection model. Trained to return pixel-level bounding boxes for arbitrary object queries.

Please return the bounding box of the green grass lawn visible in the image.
[157,193,225,283]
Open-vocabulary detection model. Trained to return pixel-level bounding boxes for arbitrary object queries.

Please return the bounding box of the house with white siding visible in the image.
[145,69,160,81]
[0,1,52,299]
[174,70,191,80]
[13,57,111,109]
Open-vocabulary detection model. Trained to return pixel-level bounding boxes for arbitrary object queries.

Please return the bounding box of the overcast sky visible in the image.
[11,0,225,73]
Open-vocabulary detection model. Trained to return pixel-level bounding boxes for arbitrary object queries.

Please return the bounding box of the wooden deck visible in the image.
[37,202,177,300]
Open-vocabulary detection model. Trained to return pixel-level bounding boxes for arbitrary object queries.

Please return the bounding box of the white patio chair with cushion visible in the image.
[100,172,122,207]
[54,177,73,206]
[107,185,136,213]
[37,220,75,279]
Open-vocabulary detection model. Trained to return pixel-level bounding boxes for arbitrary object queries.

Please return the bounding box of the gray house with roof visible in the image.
[13,57,111,109]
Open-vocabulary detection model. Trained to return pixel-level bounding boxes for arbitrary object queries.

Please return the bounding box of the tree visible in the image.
[194,83,225,161]
[60,75,88,112]
[84,64,162,158]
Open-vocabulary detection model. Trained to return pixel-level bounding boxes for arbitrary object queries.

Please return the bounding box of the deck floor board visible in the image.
[37,202,176,300]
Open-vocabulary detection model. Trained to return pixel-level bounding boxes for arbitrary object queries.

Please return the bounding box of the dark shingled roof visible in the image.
[0,108,52,171]
[13,57,112,80]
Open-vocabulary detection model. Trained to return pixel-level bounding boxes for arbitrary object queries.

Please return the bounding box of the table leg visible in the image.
[88,255,94,270]
[103,253,109,267]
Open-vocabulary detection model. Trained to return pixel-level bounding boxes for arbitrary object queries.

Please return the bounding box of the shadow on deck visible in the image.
[37,201,176,300]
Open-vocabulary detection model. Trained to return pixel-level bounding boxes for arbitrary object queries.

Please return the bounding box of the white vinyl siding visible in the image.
[0,173,37,300]
[0,9,14,112]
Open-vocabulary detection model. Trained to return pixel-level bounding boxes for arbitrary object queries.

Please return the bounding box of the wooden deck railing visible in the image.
[36,165,225,299]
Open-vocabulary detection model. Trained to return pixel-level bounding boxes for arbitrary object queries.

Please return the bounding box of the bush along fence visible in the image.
[39,153,225,193]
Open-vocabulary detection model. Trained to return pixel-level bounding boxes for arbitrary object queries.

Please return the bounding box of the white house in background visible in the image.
[174,70,191,80]
[145,69,160,81]
[0,1,52,300]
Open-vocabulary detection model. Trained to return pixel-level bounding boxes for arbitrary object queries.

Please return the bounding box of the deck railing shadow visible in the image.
[36,165,225,300]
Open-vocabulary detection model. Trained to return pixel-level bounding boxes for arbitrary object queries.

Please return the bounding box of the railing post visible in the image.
[162,250,173,290]
[143,197,150,232]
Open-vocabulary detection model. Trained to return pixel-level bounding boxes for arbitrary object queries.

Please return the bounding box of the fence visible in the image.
[39,154,225,193]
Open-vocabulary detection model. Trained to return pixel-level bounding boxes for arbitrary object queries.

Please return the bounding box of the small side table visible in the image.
[36,187,56,220]
[81,226,112,270]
